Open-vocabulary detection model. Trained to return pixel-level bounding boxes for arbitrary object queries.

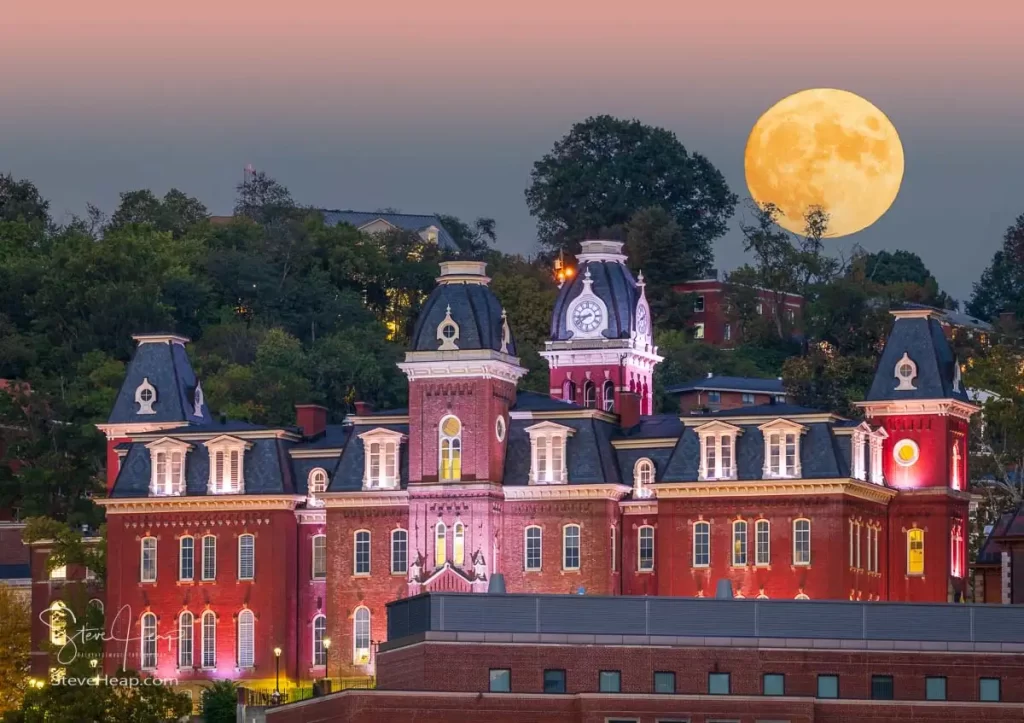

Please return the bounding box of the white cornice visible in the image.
[524,421,577,437]
[289,448,344,459]
[398,357,526,384]
[95,495,305,513]
[132,333,190,346]
[503,484,632,501]
[295,509,327,524]
[610,438,677,449]
[855,399,980,420]
[692,420,745,435]
[319,490,410,508]
[540,346,663,367]
[655,478,896,504]
[681,413,840,426]
[620,500,658,515]
[96,422,186,439]
[758,418,808,434]
[349,415,409,425]
[510,409,618,423]
[358,427,408,442]
[132,429,302,442]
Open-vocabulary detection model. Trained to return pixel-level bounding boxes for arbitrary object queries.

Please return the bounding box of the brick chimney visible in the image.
[619,391,642,430]
[353,401,375,416]
[294,404,327,439]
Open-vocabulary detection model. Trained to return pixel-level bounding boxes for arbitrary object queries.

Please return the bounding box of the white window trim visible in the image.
[435,520,447,567]
[49,601,67,645]
[633,458,655,498]
[869,428,887,484]
[201,611,216,669]
[852,426,868,481]
[312,534,327,580]
[203,435,251,495]
[390,528,408,575]
[696,422,742,481]
[201,535,217,581]
[693,521,710,568]
[312,614,327,667]
[895,352,918,391]
[353,530,371,576]
[731,520,748,567]
[525,525,542,572]
[358,428,405,490]
[237,609,255,669]
[755,519,770,566]
[638,525,655,572]
[793,518,811,566]
[238,533,255,581]
[179,536,194,581]
[453,521,466,566]
[178,611,194,668]
[759,419,806,479]
[140,536,157,582]
[146,438,191,496]
[562,523,581,571]
[438,415,463,481]
[353,607,371,664]
[308,467,329,496]
[525,421,576,485]
[141,612,158,670]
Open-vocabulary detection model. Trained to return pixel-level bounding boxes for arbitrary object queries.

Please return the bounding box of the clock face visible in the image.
[636,304,649,335]
[572,300,603,333]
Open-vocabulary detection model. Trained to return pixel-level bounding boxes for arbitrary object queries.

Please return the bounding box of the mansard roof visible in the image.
[107,335,211,425]
[550,242,641,342]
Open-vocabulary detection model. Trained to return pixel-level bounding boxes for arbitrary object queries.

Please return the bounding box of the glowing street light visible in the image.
[322,638,332,689]
[273,646,282,697]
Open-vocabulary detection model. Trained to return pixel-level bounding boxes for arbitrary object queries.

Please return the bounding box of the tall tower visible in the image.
[857,308,979,601]
[541,240,662,415]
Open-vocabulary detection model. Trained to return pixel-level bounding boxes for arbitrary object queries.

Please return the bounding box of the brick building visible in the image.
[673,277,804,346]
[92,241,978,699]
[974,504,1024,604]
[265,591,1024,723]
[667,374,786,414]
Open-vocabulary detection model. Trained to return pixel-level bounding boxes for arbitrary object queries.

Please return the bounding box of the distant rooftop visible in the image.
[320,210,457,250]
[667,375,785,396]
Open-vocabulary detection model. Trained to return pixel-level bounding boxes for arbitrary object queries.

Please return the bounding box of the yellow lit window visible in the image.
[439,416,462,481]
[435,521,447,567]
[49,601,67,645]
[907,528,924,575]
[453,522,465,566]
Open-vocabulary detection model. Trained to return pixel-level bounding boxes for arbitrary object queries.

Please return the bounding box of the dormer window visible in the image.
[308,468,328,495]
[204,436,251,494]
[759,419,805,479]
[359,428,404,489]
[525,421,576,485]
[870,430,885,484]
[633,458,655,499]
[135,378,157,415]
[851,425,868,481]
[437,305,460,351]
[193,382,205,418]
[894,352,917,391]
[695,422,741,481]
[147,438,191,496]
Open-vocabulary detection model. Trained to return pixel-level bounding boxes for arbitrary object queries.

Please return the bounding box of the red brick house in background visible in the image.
[974,504,1024,604]
[91,241,978,704]
[668,374,786,414]
[673,276,804,346]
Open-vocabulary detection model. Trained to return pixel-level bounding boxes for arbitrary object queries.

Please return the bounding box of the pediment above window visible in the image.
[358,428,405,490]
[524,421,577,439]
[525,421,576,485]
[203,436,252,494]
[757,418,808,435]
[693,420,744,436]
[146,438,192,496]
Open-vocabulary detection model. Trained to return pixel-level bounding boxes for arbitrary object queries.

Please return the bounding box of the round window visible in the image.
[441,416,461,437]
[898,363,913,378]
[441,323,457,339]
[892,438,920,467]
[495,416,506,442]
[140,388,154,402]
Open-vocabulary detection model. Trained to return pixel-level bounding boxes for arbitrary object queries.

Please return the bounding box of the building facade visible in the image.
[95,241,976,695]
[668,374,786,414]
[673,277,804,346]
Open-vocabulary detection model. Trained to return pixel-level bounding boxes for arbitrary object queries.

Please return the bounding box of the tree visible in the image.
[108,189,208,238]
[0,585,30,716]
[967,214,1024,321]
[525,115,736,260]
[434,214,496,259]
[0,174,49,226]
[201,680,238,723]
[21,517,105,581]
[234,171,297,226]
[782,344,876,418]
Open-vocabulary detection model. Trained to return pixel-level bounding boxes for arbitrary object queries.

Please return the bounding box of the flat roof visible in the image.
[384,592,1024,652]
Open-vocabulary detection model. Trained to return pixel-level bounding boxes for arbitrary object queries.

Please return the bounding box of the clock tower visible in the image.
[541,240,662,416]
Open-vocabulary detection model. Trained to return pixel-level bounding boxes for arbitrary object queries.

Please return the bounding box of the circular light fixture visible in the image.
[893,439,920,467]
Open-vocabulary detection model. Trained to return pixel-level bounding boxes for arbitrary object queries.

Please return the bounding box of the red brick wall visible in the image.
[296,518,328,681]
[678,390,776,414]
[887,490,967,602]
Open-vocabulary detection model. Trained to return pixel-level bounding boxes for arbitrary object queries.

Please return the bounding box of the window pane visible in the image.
[925,677,946,701]
[239,535,254,580]
[871,675,894,700]
[763,673,785,696]
[391,530,408,574]
[732,522,747,565]
[526,527,542,571]
[543,669,566,694]
[355,531,370,574]
[639,527,654,571]
[179,613,193,667]
[312,535,326,579]
[756,521,770,565]
[313,616,327,666]
[238,611,254,668]
[202,613,216,668]
[980,678,1000,702]
[180,537,194,580]
[563,525,580,570]
[708,672,730,695]
[654,671,675,694]
[694,523,710,566]
[202,536,216,580]
[817,675,838,698]
[599,671,621,693]
[489,669,511,693]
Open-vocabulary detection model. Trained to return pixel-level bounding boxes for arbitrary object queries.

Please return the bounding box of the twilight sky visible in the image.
[2,1,1021,302]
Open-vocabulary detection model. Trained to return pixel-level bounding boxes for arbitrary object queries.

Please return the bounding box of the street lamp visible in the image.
[322,638,331,689]
[90,658,99,685]
[273,647,282,695]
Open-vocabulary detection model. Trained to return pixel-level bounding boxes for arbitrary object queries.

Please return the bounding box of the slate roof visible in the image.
[702,403,824,418]
[108,338,211,425]
[320,210,457,251]
[512,390,580,412]
[409,279,516,354]
[550,259,639,342]
[865,313,971,403]
[504,417,621,486]
[976,512,1014,566]
[667,375,785,395]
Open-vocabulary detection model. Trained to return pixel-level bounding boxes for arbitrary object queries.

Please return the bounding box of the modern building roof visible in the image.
[385,592,1024,652]
[320,210,457,251]
[666,375,785,395]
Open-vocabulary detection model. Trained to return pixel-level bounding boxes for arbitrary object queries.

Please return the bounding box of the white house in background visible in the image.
[320,210,457,251]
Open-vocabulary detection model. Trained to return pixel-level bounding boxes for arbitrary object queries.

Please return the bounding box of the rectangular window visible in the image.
[489,669,511,693]
[638,527,654,571]
[708,672,730,695]
[525,527,542,571]
[694,295,705,312]
[707,391,721,404]
[391,530,408,574]
[610,527,616,572]
[599,670,621,693]
[179,537,194,581]
[763,673,785,696]
[543,669,566,694]
[855,523,862,569]
[141,538,157,582]
[354,531,371,575]
[871,675,894,700]
[238,534,254,580]
[312,535,327,579]
[201,536,216,581]
[755,520,770,565]
[732,521,747,566]
[817,674,839,699]
[654,671,676,694]
[693,522,710,567]
[178,613,193,668]
[724,323,732,341]
[908,529,925,575]
[741,393,755,405]
[694,323,705,340]
[563,525,580,570]
[201,614,216,668]
[793,520,811,565]
[980,677,1001,702]
[925,676,946,701]
[872,527,879,573]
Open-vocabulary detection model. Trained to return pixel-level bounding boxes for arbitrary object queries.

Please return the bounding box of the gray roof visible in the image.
[385,592,1024,647]
[512,391,579,412]
[865,314,971,403]
[550,260,639,341]
[108,338,211,425]
[320,210,457,251]
[667,375,785,395]
[409,281,515,354]
[700,403,822,418]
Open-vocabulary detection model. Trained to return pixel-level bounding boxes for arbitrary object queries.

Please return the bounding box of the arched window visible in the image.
[638,526,655,572]
[755,520,770,566]
[178,611,194,668]
[308,468,328,495]
[583,381,596,408]
[238,534,255,580]
[907,528,924,575]
[524,526,542,571]
[793,519,811,565]
[602,380,615,412]
[312,614,327,666]
[439,416,462,481]
[391,529,408,575]
[201,535,217,581]
[237,610,254,668]
[794,593,810,600]
[633,458,654,498]
[693,522,710,567]
[140,536,157,582]
[562,379,577,403]
[354,530,370,575]
[141,612,157,670]
[732,520,748,566]
[49,601,67,645]
[312,534,327,579]
[88,598,104,616]
[179,536,194,581]
[453,522,465,566]
[435,521,447,567]
[201,611,216,668]
[562,524,581,571]
[353,607,371,664]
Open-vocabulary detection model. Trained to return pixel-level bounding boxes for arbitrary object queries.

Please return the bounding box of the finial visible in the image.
[446,303,451,315]
[637,270,645,288]
[583,266,592,282]
[501,308,507,320]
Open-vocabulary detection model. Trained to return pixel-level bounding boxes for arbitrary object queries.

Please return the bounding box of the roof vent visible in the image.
[437,261,490,285]
[715,579,734,599]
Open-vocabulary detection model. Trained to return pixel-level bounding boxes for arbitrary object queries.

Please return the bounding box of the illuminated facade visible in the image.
[94,244,976,694]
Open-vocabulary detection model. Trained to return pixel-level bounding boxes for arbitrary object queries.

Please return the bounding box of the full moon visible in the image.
[744,88,904,237]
